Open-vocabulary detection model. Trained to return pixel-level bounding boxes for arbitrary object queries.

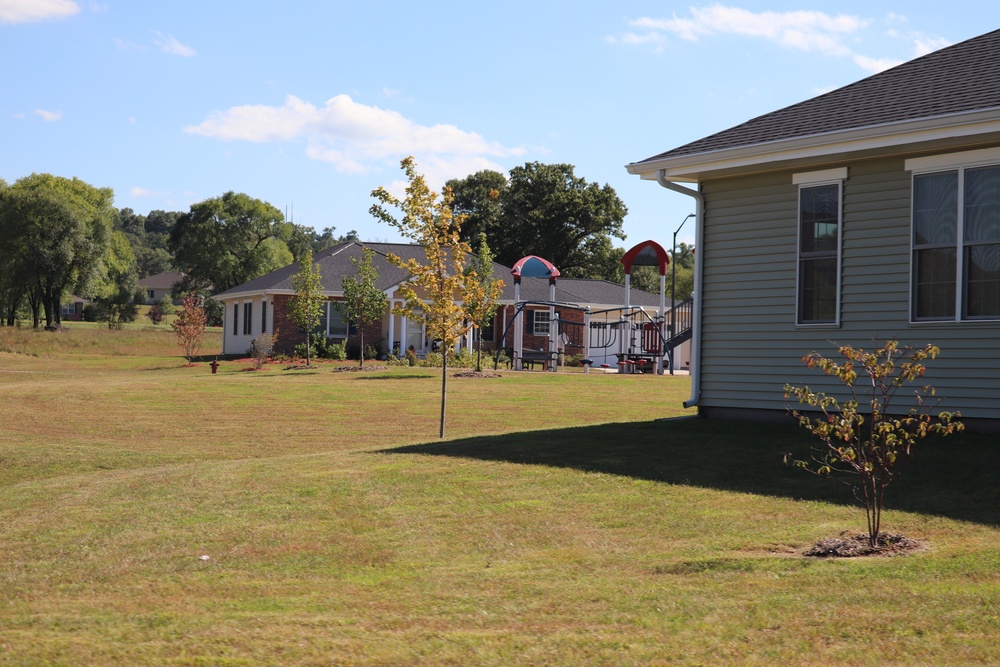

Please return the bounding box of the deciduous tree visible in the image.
[93,231,142,329]
[447,162,627,276]
[785,340,964,548]
[463,234,504,372]
[371,156,479,438]
[170,191,289,293]
[172,292,208,364]
[337,248,387,368]
[288,249,325,366]
[0,173,115,329]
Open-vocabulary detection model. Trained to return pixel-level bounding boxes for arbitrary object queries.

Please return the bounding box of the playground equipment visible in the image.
[495,242,690,374]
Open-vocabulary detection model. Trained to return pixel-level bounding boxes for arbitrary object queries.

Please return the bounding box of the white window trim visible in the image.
[794,170,845,327]
[907,149,1000,324]
[533,310,551,336]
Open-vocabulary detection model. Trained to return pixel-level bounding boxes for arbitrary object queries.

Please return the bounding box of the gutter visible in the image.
[656,170,704,410]
[631,107,1000,182]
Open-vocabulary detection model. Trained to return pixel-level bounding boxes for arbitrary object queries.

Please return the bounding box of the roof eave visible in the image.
[627,107,1000,181]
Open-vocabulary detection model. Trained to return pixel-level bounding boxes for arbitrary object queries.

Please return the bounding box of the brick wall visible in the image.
[271,295,387,357]
[497,305,586,351]
[271,294,303,355]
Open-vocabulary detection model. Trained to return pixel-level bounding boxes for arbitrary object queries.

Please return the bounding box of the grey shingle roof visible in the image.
[632,28,1000,165]
[212,242,415,297]
[138,271,185,289]
[214,241,664,308]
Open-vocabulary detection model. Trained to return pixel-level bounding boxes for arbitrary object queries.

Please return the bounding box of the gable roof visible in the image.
[138,271,185,289]
[214,241,665,308]
[628,29,1000,181]
[212,242,417,298]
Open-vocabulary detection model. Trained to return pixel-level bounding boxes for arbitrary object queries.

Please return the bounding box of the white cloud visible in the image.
[629,6,867,57]
[153,31,196,57]
[113,37,147,52]
[185,94,526,186]
[913,36,951,57]
[130,187,166,197]
[0,0,79,24]
[618,6,952,76]
[34,109,62,121]
[853,54,902,74]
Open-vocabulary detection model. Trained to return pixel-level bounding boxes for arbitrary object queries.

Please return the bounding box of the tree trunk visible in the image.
[305,331,311,366]
[359,329,365,368]
[439,351,447,439]
[476,329,482,373]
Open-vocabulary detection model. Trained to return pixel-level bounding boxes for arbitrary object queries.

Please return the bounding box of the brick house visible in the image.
[213,241,677,365]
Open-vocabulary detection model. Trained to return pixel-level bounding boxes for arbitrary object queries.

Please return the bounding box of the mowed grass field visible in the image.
[2,325,1000,666]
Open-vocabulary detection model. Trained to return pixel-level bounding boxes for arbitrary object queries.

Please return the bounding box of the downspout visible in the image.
[657,170,704,409]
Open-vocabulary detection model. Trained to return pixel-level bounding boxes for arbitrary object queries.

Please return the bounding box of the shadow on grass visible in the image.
[353,373,437,381]
[384,417,1000,527]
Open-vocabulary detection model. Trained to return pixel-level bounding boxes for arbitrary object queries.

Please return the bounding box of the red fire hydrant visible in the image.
[210,359,220,374]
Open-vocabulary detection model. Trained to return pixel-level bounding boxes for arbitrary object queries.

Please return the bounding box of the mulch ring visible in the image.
[330,365,388,373]
[805,532,925,558]
[452,370,502,378]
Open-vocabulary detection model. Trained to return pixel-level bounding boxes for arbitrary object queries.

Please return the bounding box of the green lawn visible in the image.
[1,326,999,665]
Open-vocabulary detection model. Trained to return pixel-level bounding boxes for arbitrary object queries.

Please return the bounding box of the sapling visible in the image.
[784,340,963,548]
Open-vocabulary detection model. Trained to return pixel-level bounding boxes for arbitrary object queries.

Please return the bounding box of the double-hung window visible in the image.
[908,149,1000,322]
[243,302,252,335]
[532,310,551,336]
[794,168,845,325]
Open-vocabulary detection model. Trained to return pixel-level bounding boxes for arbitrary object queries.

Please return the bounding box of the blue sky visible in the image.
[0,1,985,252]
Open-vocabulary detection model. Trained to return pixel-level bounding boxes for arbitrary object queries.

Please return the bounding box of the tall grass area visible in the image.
[0,321,222,367]
[1,330,999,665]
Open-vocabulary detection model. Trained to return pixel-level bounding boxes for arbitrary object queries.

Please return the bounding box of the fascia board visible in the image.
[628,109,1000,181]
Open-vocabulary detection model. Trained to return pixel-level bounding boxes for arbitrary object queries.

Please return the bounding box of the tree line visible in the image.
[0,176,358,329]
[0,162,691,330]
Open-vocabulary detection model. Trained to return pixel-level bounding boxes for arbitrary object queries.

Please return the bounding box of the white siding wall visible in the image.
[221,297,272,356]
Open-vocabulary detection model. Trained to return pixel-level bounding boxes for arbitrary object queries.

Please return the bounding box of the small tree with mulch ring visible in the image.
[785,340,963,551]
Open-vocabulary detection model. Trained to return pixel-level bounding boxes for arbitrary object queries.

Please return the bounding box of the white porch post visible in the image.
[513,280,523,370]
[387,300,396,357]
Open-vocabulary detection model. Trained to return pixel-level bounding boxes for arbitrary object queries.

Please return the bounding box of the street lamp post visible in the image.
[670,213,695,375]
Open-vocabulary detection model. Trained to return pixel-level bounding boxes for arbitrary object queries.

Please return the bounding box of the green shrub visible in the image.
[156,295,176,316]
[327,341,347,361]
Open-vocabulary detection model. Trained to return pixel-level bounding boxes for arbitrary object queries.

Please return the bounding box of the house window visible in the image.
[314,302,350,338]
[243,302,252,335]
[910,163,1000,321]
[794,168,845,325]
[233,303,239,336]
[533,310,551,336]
[261,300,267,333]
[328,305,349,337]
[481,313,495,344]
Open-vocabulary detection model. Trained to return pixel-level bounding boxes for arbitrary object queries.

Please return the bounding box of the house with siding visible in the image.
[627,28,1000,430]
[213,241,674,366]
[138,271,185,305]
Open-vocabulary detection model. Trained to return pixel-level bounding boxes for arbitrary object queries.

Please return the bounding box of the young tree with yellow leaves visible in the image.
[370,156,502,438]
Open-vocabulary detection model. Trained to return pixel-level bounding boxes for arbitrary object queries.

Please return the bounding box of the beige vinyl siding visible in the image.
[697,156,1000,420]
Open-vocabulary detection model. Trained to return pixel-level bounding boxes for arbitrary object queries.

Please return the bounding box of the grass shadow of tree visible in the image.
[383,417,1000,527]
